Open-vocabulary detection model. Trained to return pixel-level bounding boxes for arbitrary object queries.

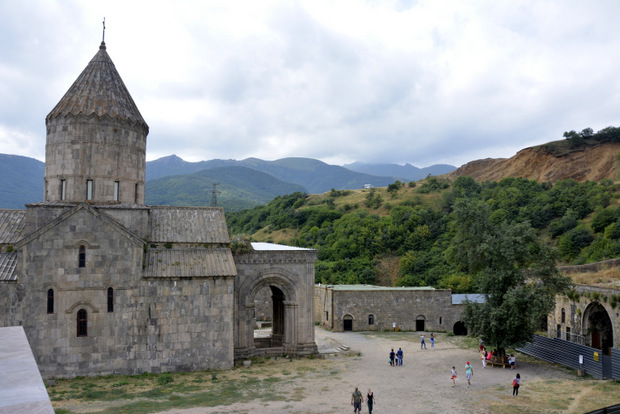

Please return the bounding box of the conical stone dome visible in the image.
[47,42,148,130]
[45,42,149,205]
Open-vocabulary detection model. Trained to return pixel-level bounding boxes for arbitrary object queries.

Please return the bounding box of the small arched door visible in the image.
[453,321,468,336]
[416,315,426,331]
[343,314,353,331]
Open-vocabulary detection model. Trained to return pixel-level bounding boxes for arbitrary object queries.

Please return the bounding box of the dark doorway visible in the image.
[253,285,284,348]
[343,315,353,331]
[270,286,284,346]
[584,302,613,356]
[453,321,468,336]
[416,316,425,332]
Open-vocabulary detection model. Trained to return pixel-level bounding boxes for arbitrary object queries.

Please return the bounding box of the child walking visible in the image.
[451,366,457,387]
[512,373,521,396]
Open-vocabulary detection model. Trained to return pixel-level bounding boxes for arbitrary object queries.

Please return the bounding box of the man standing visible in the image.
[420,334,426,350]
[397,347,403,366]
[351,386,363,414]
[465,361,473,387]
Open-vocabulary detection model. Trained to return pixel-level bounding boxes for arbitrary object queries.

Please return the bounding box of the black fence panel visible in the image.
[517,334,606,379]
[613,348,620,381]
[584,403,620,414]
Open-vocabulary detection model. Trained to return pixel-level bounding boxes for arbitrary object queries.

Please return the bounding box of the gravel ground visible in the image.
[157,328,571,414]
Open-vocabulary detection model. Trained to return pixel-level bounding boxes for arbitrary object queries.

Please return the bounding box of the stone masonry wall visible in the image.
[315,286,466,334]
[9,206,235,378]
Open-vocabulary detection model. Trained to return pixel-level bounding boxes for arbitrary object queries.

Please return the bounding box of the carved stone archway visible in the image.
[234,247,318,361]
[583,302,613,355]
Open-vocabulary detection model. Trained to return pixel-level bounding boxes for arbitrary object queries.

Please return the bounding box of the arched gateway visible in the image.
[583,301,614,355]
[233,243,318,360]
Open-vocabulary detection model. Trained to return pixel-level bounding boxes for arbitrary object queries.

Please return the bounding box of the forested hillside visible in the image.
[0,154,44,208]
[146,166,306,211]
[226,176,620,292]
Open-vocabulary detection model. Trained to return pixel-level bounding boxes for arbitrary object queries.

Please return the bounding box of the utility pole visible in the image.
[210,182,221,207]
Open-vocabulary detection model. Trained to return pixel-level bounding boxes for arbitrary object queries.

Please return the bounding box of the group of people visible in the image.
[351,387,375,414]
[388,347,403,366]
[451,361,474,388]
[476,339,521,396]
[420,332,435,349]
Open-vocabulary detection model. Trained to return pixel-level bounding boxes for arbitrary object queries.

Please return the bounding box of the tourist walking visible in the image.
[451,366,457,387]
[397,347,403,366]
[430,332,435,349]
[512,373,521,396]
[367,388,375,413]
[420,334,426,349]
[389,348,396,366]
[481,348,487,368]
[465,361,473,387]
[351,386,363,413]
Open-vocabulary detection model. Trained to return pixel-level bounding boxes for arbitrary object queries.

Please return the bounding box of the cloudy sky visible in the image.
[1,1,619,168]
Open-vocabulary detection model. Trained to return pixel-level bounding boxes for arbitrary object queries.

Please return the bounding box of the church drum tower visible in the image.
[44,41,149,205]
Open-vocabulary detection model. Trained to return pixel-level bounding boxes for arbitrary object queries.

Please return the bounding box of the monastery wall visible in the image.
[315,286,466,333]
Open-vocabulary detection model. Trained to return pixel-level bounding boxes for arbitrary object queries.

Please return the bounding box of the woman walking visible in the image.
[367,388,375,413]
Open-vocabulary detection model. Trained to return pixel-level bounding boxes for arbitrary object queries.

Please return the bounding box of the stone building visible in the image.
[549,284,620,355]
[314,284,483,334]
[0,40,316,379]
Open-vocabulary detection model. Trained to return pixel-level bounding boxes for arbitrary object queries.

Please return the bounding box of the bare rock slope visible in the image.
[447,141,620,183]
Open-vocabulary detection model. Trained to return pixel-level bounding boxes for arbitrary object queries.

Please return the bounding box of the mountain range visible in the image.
[0,153,455,211]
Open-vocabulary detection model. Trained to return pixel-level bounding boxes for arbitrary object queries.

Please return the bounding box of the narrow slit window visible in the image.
[47,289,54,314]
[78,245,86,268]
[134,183,139,203]
[60,179,66,201]
[107,287,114,312]
[113,181,119,201]
[86,179,93,200]
[77,309,88,337]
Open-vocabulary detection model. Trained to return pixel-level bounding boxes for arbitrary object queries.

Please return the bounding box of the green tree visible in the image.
[448,199,571,355]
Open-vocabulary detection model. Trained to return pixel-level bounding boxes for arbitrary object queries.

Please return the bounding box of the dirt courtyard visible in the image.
[156,328,595,414]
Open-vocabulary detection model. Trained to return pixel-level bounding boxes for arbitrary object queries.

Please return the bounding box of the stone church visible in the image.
[0,40,317,379]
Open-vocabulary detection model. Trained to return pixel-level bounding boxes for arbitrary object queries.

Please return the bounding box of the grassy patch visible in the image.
[50,356,333,414]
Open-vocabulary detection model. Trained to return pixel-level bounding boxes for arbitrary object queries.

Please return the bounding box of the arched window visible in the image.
[78,245,86,268]
[107,287,114,313]
[77,309,88,337]
[47,289,54,314]
[113,181,119,201]
[368,314,375,325]
[86,179,93,200]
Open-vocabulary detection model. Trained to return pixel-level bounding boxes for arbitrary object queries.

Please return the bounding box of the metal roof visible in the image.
[318,284,435,291]
[149,206,230,244]
[143,247,236,278]
[46,42,148,133]
[0,252,18,282]
[451,293,486,304]
[0,210,26,244]
[251,242,314,251]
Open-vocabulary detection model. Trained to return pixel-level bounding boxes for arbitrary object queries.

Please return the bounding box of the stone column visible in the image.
[283,300,298,350]
[235,304,255,360]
